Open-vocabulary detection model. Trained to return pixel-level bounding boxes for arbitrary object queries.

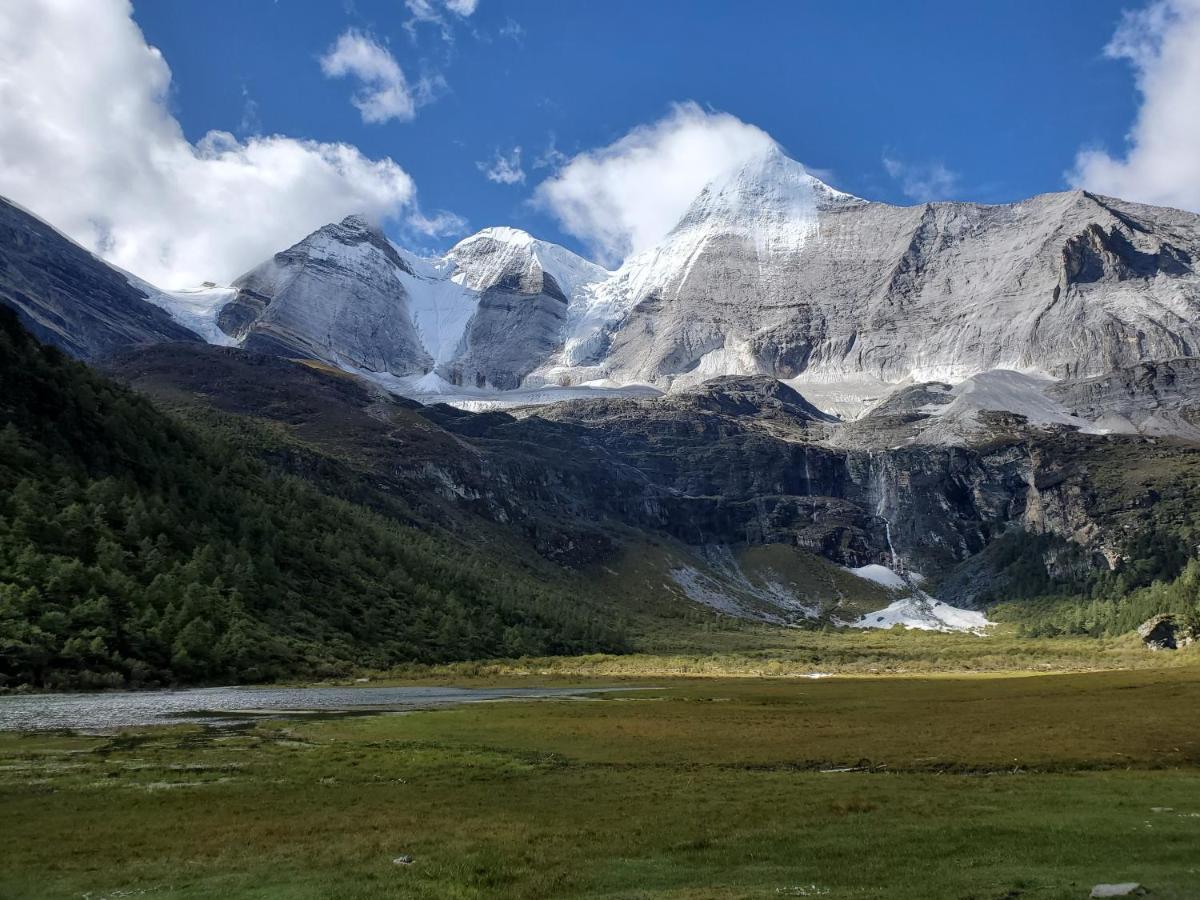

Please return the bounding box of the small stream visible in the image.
[0,684,630,733]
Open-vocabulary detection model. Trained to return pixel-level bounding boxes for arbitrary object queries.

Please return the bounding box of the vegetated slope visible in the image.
[0,309,625,689]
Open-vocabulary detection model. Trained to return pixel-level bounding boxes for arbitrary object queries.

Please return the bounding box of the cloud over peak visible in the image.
[533,102,777,266]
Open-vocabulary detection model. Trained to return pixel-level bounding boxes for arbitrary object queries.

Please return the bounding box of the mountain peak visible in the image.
[284,213,413,275]
[670,146,862,240]
[456,226,537,249]
[448,226,608,297]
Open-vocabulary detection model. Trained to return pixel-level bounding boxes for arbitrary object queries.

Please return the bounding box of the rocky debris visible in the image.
[1047,358,1200,439]
[1089,884,1148,898]
[1137,614,1200,651]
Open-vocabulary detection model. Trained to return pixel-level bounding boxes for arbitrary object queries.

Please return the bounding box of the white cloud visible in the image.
[320,29,435,124]
[405,0,478,41]
[0,0,446,286]
[408,208,468,236]
[238,85,261,136]
[882,156,960,202]
[498,18,526,43]
[1070,0,1200,211]
[532,135,567,171]
[477,147,526,185]
[533,102,776,265]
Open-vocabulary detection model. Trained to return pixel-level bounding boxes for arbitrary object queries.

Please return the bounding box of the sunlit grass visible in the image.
[4,668,1200,898]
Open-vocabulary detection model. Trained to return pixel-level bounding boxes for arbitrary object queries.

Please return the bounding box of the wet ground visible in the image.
[0,684,627,732]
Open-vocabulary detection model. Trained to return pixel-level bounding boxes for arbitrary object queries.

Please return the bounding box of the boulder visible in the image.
[1137,614,1200,651]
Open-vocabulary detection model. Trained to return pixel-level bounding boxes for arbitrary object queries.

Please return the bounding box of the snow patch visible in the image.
[136,281,238,345]
[846,564,992,633]
[851,595,992,633]
[397,270,477,366]
[847,564,908,590]
[352,364,662,411]
[783,373,899,421]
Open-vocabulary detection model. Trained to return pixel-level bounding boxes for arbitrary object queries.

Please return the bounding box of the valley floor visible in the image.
[385,624,1200,680]
[4,663,1200,899]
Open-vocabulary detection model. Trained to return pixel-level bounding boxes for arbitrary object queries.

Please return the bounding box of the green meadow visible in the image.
[4,661,1200,899]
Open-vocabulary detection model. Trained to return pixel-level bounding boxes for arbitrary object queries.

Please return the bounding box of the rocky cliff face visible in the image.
[105,342,1200,617]
[556,157,1199,391]
[0,198,199,358]
[439,229,598,390]
[1046,358,1200,439]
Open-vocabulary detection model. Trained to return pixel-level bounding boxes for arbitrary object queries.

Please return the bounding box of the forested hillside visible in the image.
[0,309,625,689]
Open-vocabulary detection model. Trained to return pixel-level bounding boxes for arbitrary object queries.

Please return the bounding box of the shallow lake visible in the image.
[0,684,628,732]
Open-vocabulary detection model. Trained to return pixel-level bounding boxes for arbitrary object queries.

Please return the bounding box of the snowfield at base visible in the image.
[851,595,992,633]
[846,564,992,633]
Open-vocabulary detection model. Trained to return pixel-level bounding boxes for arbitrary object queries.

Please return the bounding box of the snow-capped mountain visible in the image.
[170,145,1199,423]
[554,148,1200,397]
[7,145,1200,436]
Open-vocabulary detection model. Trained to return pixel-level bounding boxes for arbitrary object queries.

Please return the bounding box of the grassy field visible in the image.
[4,663,1200,899]
[380,624,1200,680]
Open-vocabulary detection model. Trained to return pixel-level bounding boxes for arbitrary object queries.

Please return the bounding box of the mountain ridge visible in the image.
[3,146,1199,442]
[194,149,1200,414]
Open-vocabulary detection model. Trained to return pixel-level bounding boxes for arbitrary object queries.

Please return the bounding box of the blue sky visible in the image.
[132,0,1138,252]
[3,0,1196,286]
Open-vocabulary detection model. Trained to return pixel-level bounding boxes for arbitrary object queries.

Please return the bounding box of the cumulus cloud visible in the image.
[477,147,526,185]
[533,102,776,265]
[0,0,450,287]
[1070,0,1200,211]
[320,29,436,124]
[882,156,960,202]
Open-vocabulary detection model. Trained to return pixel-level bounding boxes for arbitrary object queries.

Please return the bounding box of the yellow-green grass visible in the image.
[378,629,1200,682]
[4,668,1200,899]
